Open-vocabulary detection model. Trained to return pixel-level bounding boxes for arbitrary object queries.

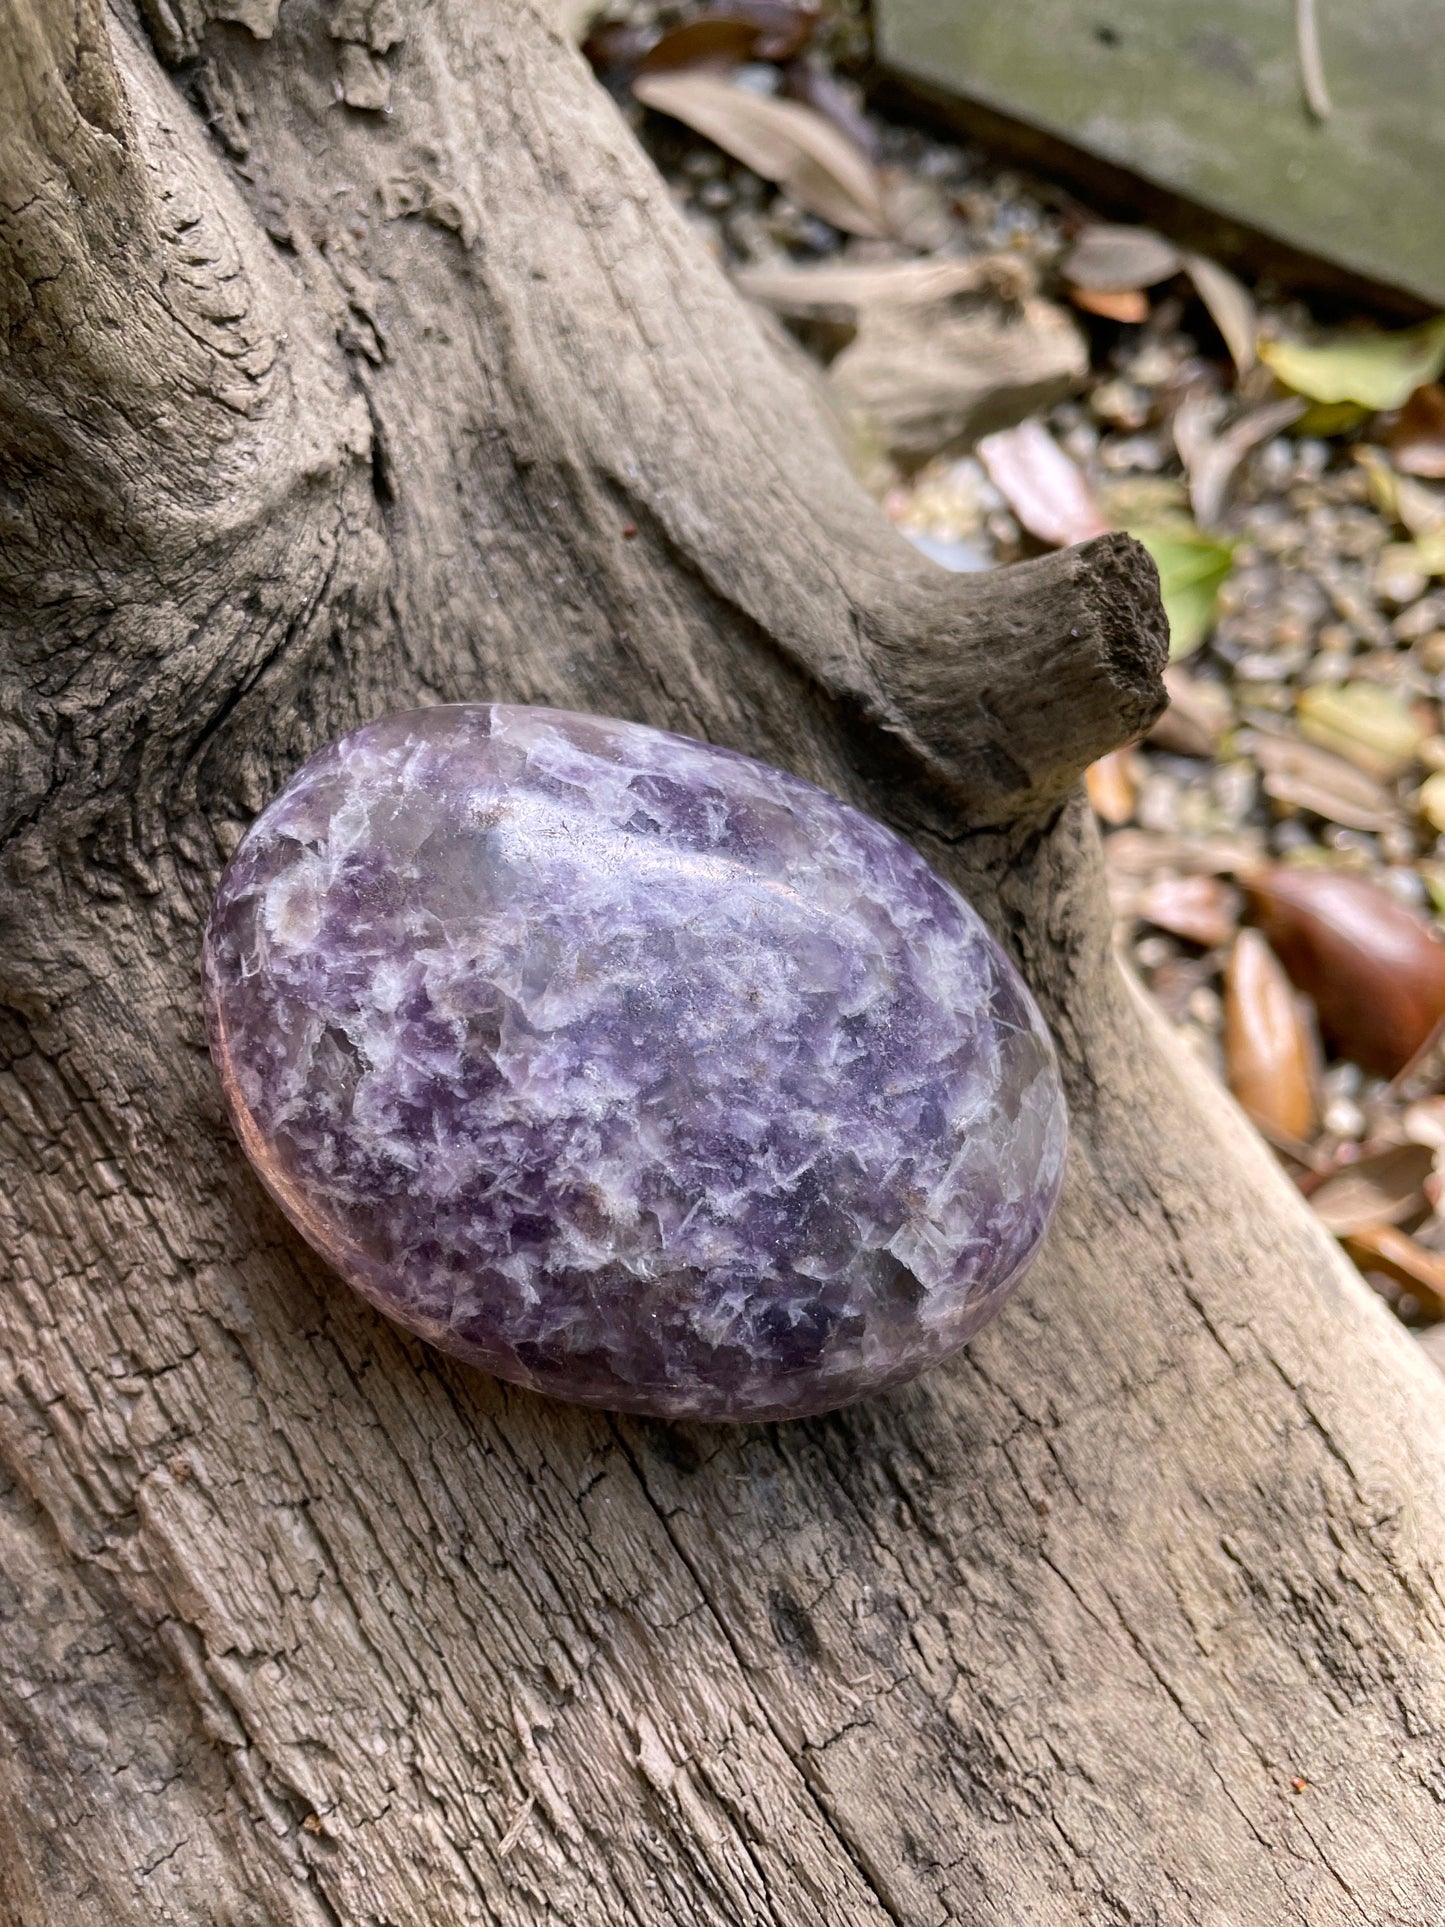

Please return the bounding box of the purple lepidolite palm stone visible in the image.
[202,704,1066,1420]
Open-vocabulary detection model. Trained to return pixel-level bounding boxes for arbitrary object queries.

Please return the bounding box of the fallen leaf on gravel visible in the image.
[736,254,1025,322]
[1126,523,1235,659]
[1147,664,1233,757]
[637,17,767,71]
[1244,867,1445,1075]
[1103,828,1265,877]
[1352,444,1399,519]
[1294,400,1372,439]
[1296,683,1424,782]
[1388,384,1445,479]
[978,421,1109,547]
[1224,929,1318,1142]
[1172,392,1306,528]
[739,259,1087,461]
[1168,390,1225,517]
[580,18,657,74]
[1138,874,1241,948]
[1306,1144,1434,1235]
[1181,253,1257,375]
[639,2,819,71]
[1063,224,1181,292]
[1354,445,1445,538]
[1085,749,1137,825]
[633,71,888,235]
[1381,533,1445,583]
[1241,729,1396,832]
[781,55,878,159]
[1396,482,1445,542]
[1396,481,1445,541]
[1069,285,1149,324]
[1259,316,1445,412]
[1341,1226,1445,1319]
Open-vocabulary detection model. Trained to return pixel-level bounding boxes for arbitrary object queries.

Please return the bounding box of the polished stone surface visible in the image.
[203,705,1066,1419]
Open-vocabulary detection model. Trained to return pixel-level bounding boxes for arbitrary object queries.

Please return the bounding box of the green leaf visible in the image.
[1128,523,1235,660]
[1293,400,1371,439]
[1259,316,1445,413]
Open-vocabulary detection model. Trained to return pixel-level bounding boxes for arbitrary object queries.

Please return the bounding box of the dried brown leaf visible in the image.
[1244,866,1445,1076]
[977,421,1109,548]
[1085,749,1136,827]
[636,18,755,71]
[1172,391,1305,528]
[727,0,819,57]
[1068,285,1150,325]
[581,20,657,78]
[1137,874,1241,948]
[1341,1225,1445,1319]
[1062,224,1181,292]
[1181,252,1257,375]
[1224,929,1318,1142]
[1306,1144,1434,1235]
[780,56,877,160]
[1103,828,1265,878]
[639,1,819,71]
[735,254,1023,320]
[1388,384,1445,479]
[1242,728,1396,832]
[1148,665,1233,757]
[1355,445,1445,539]
[632,71,888,236]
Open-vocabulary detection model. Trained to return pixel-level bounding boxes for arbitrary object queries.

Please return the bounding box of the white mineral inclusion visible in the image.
[202,703,1067,1420]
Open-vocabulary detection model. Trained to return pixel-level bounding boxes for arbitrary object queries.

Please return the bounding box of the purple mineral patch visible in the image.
[202,705,1066,1419]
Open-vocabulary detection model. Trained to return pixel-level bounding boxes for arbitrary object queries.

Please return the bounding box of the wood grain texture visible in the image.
[1,1,1443,1921]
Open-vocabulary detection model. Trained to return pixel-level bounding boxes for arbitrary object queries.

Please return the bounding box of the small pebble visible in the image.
[1323,1097,1367,1139]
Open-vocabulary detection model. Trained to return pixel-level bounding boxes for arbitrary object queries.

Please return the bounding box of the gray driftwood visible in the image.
[2,2,1445,1921]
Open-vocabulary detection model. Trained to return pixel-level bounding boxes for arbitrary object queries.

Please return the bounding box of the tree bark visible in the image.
[2,1,1444,1921]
